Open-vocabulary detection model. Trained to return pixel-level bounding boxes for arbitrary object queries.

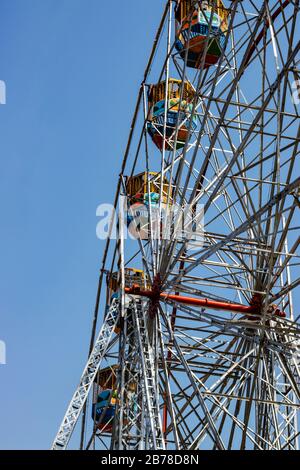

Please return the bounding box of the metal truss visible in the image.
[52,299,120,450]
[134,301,165,449]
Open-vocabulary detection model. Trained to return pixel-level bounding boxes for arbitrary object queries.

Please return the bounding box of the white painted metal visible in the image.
[52,299,120,450]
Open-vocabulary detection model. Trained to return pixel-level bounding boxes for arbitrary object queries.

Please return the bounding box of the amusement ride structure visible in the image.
[52,0,300,450]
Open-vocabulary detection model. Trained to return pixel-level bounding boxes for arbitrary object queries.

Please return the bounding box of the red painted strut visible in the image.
[124,285,286,318]
[244,0,291,67]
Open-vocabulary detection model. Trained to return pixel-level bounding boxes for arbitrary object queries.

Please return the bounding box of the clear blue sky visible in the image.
[0,0,163,449]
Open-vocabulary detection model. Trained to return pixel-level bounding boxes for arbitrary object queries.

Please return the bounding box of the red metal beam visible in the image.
[160,292,258,314]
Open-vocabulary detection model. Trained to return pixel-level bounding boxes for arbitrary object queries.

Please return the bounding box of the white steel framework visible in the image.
[53,0,300,450]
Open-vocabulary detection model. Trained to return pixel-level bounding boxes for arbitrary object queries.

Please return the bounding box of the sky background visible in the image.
[0,0,163,449]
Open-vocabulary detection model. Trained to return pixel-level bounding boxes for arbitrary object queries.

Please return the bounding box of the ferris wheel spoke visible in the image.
[165,175,300,296]
[264,225,300,296]
[159,303,227,449]
[163,134,298,286]
[162,377,209,446]
[162,318,290,450]
[197,53,299,209]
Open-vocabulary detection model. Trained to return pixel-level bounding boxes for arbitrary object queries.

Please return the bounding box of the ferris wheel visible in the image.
[52,0,300,450]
